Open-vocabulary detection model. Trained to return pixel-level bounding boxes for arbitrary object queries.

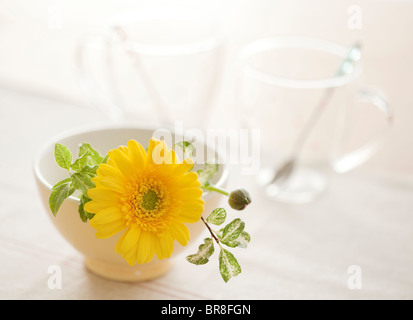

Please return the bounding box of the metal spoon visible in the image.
[267,42,362,192]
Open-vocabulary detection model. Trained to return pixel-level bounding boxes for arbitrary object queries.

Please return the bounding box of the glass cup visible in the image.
[236,36,392,203]
[76,6,225,130]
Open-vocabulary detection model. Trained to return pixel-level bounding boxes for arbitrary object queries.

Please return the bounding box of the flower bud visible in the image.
[228,188,251,210]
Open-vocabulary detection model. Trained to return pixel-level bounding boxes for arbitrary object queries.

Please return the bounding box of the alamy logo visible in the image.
[47,6,62,30]
[347,5,362,30]
[347,265,362,290]
[47,265,62,289]
[152,121,261,175]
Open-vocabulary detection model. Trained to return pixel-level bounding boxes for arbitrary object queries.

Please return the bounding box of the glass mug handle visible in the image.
[332,86,393,173]
[75,34,125,122]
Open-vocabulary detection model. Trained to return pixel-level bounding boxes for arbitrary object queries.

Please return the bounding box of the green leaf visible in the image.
[80,165,99,177]
[85,210,95,220]
[197,161,219,187]
[71,150,92,172]
[221,231,251,248]
[78,194,94,222]
[54,143,73,170]
[219,248,242,282]
[186,238,215,265]
[78,143,103,166]
[71,172,95,194]
[78,201,87,222]
[218,218,245,243]
[173,141,195,158]
[206,208,227,226]
[49,178,74,216]
[82,195,94,220]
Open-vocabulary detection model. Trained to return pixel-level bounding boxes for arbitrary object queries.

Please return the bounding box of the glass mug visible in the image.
[76,6,225,130]
[236,36,392,203]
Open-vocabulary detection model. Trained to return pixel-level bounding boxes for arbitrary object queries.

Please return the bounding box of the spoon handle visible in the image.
[290,43,362,159]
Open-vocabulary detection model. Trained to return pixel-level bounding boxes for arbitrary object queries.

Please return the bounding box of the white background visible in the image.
[0,0,412,299]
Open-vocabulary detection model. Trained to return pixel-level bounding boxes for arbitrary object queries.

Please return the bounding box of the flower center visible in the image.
[121,176,172,232]
[141,189,159,211]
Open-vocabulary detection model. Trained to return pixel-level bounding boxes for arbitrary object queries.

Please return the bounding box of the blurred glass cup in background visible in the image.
[76,6,225,130]
[236,36,392,203]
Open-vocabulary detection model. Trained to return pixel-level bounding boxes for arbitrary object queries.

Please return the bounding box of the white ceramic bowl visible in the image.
[34,125,227,282]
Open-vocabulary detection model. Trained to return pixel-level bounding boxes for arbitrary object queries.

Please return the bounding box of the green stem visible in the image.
[204,185,229,196]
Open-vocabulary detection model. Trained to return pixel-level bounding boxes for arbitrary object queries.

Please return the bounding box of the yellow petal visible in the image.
[178,187,203,199]
[119,145,128,155]
[170,158,194,175]
[136,231,156,264]
[87,187,121,203]
[124,247,139,266]
[96,163,126,181]
[93,176,126,193]
[84,200,119,213]
[179,200,205,223]
[92,219,125,239]
[155,232,174,260]
[115,230,128,254]
[169,222,190,246]
[175,172,202,188]
[119,225,141,254]
[89,207,123,225]
[115,228,142,265]
[108,149,135,178]
[127,140,146,169]
[146,138,168,166]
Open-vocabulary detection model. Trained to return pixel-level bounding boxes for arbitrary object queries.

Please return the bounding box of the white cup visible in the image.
[33,124,228,281]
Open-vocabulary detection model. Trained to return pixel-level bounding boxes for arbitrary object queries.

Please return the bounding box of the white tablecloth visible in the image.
[0,87,412,300]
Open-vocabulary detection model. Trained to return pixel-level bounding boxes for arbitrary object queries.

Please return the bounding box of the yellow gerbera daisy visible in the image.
[84,138,205,265]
